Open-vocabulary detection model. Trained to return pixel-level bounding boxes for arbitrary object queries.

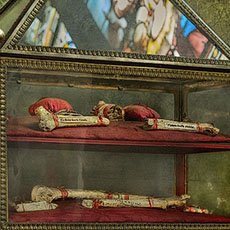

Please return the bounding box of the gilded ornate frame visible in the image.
[1,0,230,229]
[1,54,230,230]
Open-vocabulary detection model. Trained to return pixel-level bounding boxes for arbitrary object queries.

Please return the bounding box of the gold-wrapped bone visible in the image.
[82,195,190,209]
[35,106,110,131]
[93,101,124,121]
[31,185,156,203]
[143,118,219,136]
[31,185,190,210]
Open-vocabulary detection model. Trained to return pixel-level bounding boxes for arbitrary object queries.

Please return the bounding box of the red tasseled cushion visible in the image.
[124,104,160,121]
[28,97,73,115]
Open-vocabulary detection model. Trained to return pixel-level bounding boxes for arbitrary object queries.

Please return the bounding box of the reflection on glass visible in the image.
[20,0,227,60]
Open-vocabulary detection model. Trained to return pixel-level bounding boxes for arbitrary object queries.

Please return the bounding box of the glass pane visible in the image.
[19,0,228,59]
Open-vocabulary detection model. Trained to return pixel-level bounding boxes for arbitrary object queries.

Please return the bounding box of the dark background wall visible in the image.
[187,87,230,217]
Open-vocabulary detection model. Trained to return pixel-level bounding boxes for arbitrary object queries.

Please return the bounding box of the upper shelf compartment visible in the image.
[7,116,230,154]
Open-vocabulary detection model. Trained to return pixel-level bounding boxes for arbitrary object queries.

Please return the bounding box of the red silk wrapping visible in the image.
[148,197,154,208]
[94,104,111,117]
[92,199,103,208]
[57,187,69,199]
[124,104,160,121]
[28,97,73,115]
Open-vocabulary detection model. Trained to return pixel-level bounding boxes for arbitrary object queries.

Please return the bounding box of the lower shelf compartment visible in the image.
[9,200,230,223]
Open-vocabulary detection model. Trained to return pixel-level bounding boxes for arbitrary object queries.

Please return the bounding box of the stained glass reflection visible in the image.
[20,0,227,60]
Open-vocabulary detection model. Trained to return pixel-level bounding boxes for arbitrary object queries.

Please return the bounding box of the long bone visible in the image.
[35,106,110,131]
[92,101,124,121]
[82,194,190,209]
[143,118,219,136]
[31,185,190,209]
[31,185,155,203]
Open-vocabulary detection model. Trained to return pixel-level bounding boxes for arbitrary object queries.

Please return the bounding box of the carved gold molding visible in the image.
[4,44,230,67]
[2,57,230,82]
[3,0,46,50]
[0,64,7,227]
[3,223,230,230]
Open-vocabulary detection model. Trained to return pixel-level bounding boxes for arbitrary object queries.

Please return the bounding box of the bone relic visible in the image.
[144,118,219,135]
[93,101,124,121]
[31,185,190,210]
[82,194,190,209]
[32,185,158,203]
[35,106,110,131]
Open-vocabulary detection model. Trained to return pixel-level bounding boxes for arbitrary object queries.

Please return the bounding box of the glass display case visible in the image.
[0,0,230,229]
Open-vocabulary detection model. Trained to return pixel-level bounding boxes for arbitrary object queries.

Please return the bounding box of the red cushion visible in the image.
[29,97,73,115]
[124,104,160,121]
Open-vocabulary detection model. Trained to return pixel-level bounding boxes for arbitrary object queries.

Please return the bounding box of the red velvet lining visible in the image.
[7,116,230,143]
[9,200,230,223]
